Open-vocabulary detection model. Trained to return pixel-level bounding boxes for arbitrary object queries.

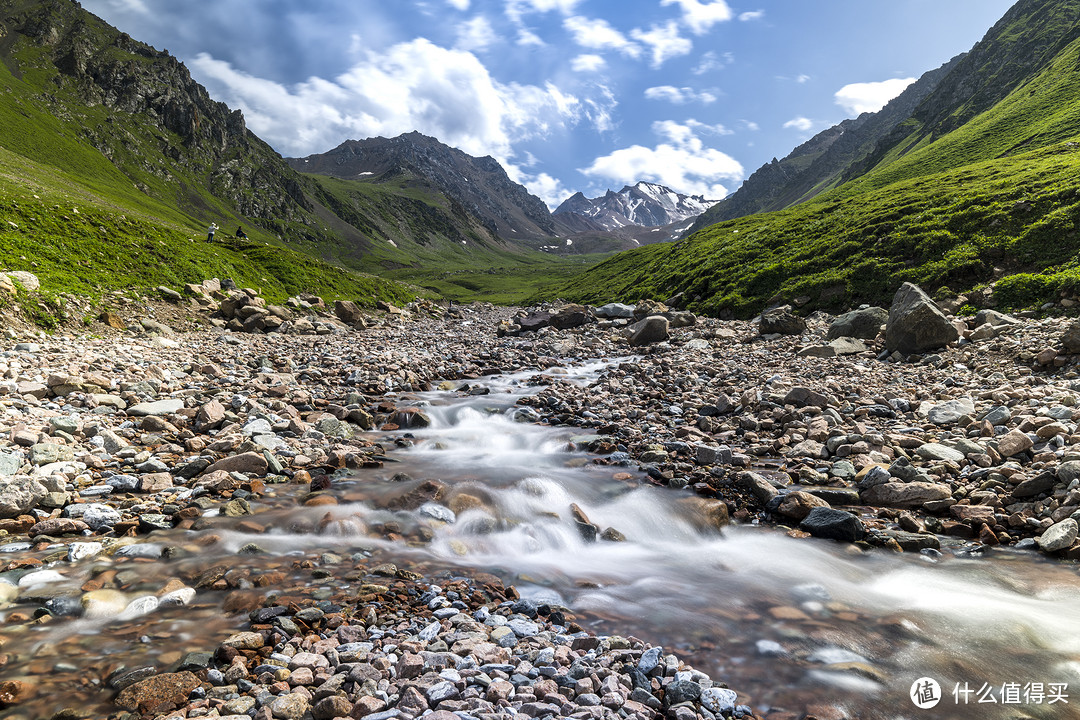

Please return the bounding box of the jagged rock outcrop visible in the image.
[288,133,559,242]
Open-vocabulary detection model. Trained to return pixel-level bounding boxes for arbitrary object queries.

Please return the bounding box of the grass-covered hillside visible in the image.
[0,0,590,312]
[552,0,1080,317]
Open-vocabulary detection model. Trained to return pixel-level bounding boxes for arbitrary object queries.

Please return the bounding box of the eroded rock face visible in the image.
[885,282,959,354]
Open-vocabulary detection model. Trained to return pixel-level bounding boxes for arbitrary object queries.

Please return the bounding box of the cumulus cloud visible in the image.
[631,21,692,68]
[835,77,916,115]
[783,117,813,131]
[505,165,575,209]
[456,16,497,51]
[506,0,582,23]
[796,73,810,83]
[189,39,591,159]
[447,0,470,9]
[517,28,545,45]
[644,85,716,104]
[571,54,606,72]
[738,10,764,21]
[563,16,641,57]
[581,119,743,198]
[660,0,733,34]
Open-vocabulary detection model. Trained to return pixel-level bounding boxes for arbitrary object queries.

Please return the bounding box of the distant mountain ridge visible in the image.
[555,182,717,232]
[287,133,564,243]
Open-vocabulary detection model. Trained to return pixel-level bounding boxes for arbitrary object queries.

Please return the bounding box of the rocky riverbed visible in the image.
[1,282,1080,720]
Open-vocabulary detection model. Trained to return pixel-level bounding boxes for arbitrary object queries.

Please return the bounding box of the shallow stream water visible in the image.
[3,359,1080,719]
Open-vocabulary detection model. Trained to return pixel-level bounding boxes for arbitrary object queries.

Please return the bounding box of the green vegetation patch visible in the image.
[549,142,1080,316]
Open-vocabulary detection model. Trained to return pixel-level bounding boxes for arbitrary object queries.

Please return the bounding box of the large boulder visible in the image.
[1062,320,1080,354]
[550,305,592,329]
[826,307,887,340]
[595,303,634,319]
[633,299,668,320]
[885,283,959,354]
[625,316,669,346]
[515,311,552,333]
[333,300,364,326]
[759,308,806,335]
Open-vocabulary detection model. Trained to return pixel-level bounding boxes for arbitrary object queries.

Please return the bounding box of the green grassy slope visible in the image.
[0,147,413,306]
[551,24,1080,317]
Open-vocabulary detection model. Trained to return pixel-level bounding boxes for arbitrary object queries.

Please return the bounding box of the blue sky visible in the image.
[81,0,1016,208]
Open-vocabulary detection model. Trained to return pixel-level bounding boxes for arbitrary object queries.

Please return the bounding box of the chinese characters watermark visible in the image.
[910,678,1069,708]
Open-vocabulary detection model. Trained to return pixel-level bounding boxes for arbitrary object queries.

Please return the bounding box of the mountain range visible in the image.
[558,0,1080,316]
[2,0,1080,320]
[555,182,717,232]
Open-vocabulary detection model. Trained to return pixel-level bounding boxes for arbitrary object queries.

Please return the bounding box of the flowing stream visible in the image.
[4,359,1080,719]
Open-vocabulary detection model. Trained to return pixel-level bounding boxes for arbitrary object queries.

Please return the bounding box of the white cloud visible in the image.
[660,0,733,34]
[692,50,732,75]
[456,16,497,51]
[644,85,716,104]
[743,120,759,131]
[507,0,582,23]
[563,16,641,57]
[571,54,606,72]
[99,0,149,14]
[834,77,916,115]
[505,165,575,209]
[738,10,764,21]
[783,117,813,131]
[796,73,810,83]
[517,28,545,45]
[189,39,590,159]
[447,0,470,9]
[584,85,617,132]
[631,21,692,68]
[581,119,743,199]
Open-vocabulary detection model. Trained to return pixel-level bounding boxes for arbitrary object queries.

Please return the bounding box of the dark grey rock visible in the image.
[799,507,865,542]
[759,308,805,335]
[885,282,959,354]
[827,306,887,340]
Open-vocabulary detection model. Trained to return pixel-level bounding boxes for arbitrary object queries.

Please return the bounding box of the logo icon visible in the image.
[911,677,942,709]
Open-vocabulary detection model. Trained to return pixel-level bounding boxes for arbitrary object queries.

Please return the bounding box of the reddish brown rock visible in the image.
[776,491,830,521]
[28,518,89,537]
[205,452,269,476]
[114,671,200,715]
[0,679,35,707]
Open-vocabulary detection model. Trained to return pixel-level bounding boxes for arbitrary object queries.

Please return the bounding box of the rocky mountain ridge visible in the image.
[288,133,566,243]
[0,0,314,231]
[556,181,717,232]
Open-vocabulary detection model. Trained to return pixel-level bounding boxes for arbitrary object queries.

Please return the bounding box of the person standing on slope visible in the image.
[207,223,218,242]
